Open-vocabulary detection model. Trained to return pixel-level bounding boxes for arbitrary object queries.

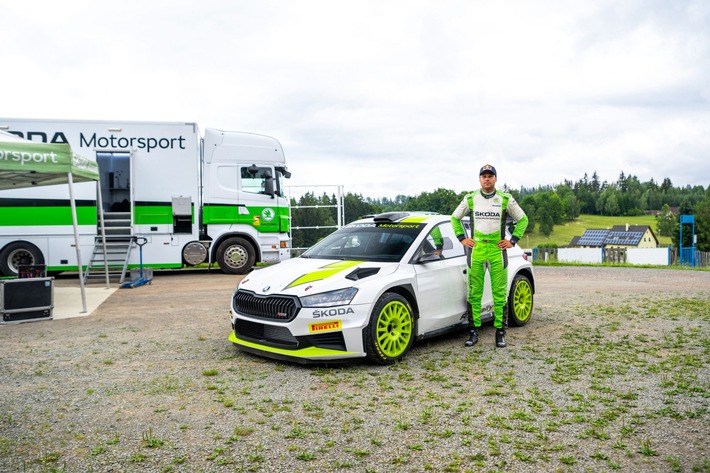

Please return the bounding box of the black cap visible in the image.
[479,164,497,176]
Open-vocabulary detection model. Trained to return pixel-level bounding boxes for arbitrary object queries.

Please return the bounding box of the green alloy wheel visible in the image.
[508,274,533,326]
[365,292,415,364]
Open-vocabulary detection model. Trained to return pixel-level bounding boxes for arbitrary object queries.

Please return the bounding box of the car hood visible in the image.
[237,258,398,297]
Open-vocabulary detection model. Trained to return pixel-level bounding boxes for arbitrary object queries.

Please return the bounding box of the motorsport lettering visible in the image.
[0,149,59,165]
[376,224,420,229]
[7,130,187,153]
[80,133,186,153]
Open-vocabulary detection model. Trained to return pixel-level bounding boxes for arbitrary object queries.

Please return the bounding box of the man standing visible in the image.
[451,164,528,348]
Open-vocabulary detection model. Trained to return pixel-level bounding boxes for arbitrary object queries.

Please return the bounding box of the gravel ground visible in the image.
[0,266,709,473]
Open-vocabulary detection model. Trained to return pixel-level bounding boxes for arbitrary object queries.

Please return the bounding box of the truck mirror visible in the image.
[276,166,292,178]
[265,172,275,198]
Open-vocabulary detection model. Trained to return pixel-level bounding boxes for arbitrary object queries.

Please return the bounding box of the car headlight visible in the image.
[300,287,358,308]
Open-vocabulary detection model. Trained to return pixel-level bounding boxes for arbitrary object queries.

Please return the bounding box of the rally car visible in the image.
[229,212,535,364]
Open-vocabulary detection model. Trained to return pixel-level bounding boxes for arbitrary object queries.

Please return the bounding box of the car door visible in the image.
[412,222,468,335]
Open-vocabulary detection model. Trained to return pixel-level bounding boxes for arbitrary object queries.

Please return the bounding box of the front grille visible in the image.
[235,319,298,347]
[233,290,300,322]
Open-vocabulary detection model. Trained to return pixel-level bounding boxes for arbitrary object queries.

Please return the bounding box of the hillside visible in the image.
[522,214,671,249]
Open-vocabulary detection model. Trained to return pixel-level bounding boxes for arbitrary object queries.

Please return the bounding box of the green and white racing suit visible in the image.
[451,190,528,329]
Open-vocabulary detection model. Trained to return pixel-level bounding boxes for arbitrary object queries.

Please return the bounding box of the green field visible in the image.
[521,214,672,249]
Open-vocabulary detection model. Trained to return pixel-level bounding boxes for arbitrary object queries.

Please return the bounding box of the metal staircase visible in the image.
[83,212,133,284]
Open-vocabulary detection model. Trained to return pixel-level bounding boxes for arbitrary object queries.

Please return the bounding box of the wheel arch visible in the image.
[512,267,535,294]
[361,283,419,352]
[378,283,419,320]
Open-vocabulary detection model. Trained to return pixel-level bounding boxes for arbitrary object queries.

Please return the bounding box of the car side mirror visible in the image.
[416,253,443,263]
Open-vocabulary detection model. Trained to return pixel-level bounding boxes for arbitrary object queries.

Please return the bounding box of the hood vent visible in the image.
[346,267,381,281]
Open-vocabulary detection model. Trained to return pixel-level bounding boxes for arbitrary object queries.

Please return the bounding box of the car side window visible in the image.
[418,223,465,260]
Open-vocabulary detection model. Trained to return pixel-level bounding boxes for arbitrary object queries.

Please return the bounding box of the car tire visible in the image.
[507,273,533,326]
[365,292,415,365]
[0,242,45,277]
[216,237,256,275]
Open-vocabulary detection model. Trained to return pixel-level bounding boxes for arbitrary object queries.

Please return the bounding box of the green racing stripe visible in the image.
[286,260,362,288]
[399,216,433,223]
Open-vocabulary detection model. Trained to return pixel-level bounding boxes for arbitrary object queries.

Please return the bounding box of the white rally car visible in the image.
[229,212,535,364]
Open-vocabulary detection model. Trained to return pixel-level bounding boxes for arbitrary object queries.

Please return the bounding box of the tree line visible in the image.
[290,171,710,251]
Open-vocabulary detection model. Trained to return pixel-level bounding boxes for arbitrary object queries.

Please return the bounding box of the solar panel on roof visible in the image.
[605,231,643,245]
[576,229,609,246]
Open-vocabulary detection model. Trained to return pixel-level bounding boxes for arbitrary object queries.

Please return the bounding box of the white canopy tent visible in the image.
[0,130,108,312]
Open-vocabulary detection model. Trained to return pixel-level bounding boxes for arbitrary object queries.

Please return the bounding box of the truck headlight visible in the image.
[300,287,358,308]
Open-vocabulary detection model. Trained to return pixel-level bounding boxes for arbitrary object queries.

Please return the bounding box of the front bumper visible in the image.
[229,330,362,363]
[229,302,372,362]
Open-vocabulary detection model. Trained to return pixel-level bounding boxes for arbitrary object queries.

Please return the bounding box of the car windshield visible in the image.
[301,222,425,262]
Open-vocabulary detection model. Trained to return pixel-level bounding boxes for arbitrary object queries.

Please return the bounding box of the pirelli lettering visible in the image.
[309,320,342,333]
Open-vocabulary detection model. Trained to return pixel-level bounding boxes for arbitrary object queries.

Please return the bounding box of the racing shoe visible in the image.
[495,329,507,348]
[465,329,479,347]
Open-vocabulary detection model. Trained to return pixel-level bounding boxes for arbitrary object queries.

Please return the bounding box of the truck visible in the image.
[0,118,292,279]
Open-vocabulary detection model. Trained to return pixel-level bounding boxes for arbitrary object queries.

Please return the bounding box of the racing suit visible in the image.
[451,190,528,329]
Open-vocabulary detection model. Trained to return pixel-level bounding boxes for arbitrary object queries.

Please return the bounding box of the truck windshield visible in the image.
[240,166,272,195]
[301,223,425,262]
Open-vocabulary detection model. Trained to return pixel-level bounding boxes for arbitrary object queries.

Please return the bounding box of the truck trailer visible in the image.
[0,119,292,279]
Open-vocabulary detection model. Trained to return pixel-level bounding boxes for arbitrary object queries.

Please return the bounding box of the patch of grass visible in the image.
[141,428,164,449]
[638,438,658,456]
[666,455,682,473]
[90,445,105,456]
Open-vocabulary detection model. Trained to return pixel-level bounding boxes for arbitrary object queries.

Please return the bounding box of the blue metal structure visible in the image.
[679,215,696,267]
[120,237,153,288]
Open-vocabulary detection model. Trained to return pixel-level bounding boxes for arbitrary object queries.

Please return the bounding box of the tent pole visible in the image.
[68,172,88,313]
[96,181,110,288]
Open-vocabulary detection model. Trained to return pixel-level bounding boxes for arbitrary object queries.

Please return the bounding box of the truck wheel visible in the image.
[508,274,533,327]
[365,292,415,365]
[0,242,45,277]
[216,237,255,275]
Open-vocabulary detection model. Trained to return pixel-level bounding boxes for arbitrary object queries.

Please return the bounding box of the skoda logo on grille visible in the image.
[262,286,270,293]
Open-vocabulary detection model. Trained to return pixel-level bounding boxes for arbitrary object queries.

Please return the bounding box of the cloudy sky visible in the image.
[2,0,709,198]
